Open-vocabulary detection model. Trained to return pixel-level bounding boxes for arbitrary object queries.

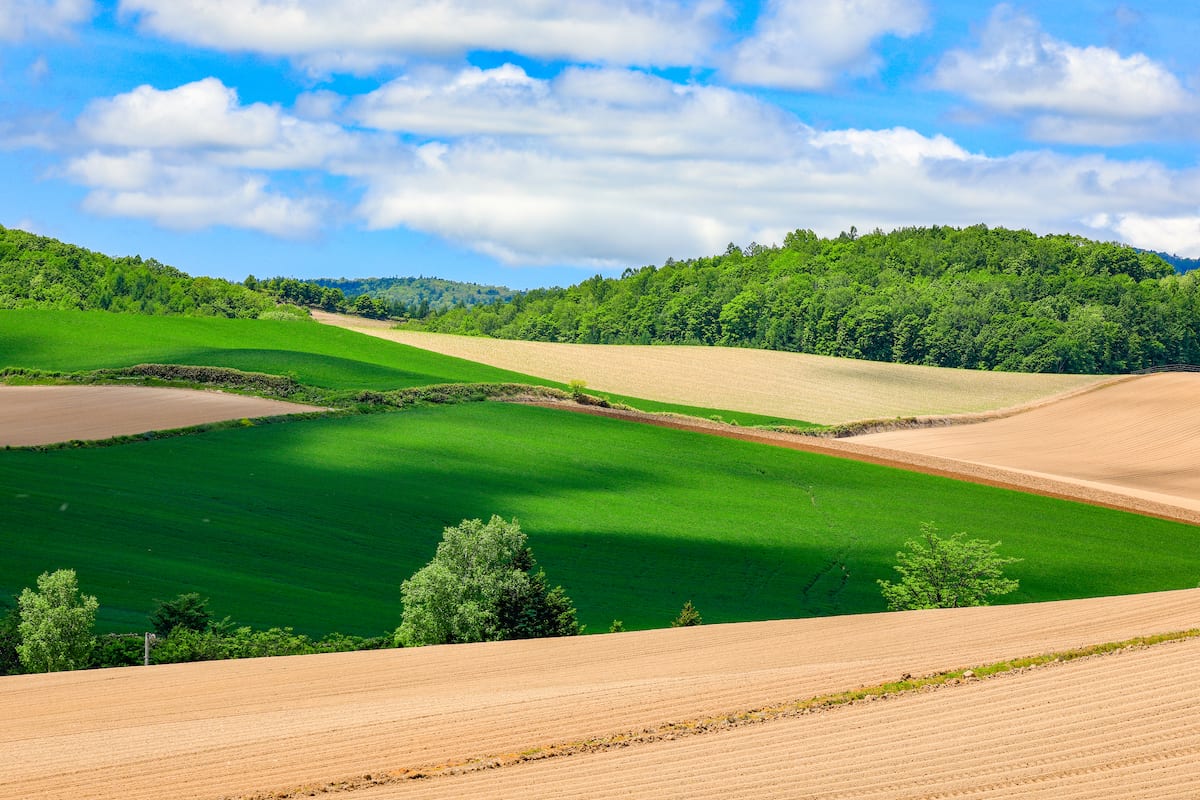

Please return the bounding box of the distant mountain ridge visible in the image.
[1143,249,1200,274]
[419,225,1199,374]
[312,277,519,317]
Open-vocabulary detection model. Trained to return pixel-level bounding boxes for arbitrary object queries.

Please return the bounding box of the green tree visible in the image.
[670,600,702,627]
[395,516,582,647]
[16,569,99,673]
[878,523,1021,611]
[149,592,213,636]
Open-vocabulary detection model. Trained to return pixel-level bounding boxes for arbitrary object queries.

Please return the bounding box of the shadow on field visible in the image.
[5,401,1198,637]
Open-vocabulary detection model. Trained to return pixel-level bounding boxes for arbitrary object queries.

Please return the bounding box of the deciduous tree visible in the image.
[16,569,98,673]
[395,516,582,647]
[878,523,1020,611]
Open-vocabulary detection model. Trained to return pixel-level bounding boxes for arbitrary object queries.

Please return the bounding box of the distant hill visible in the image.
[313,277,520,317]
[419,225,1199,374]
[1144,250,1200,274]
[0,225,281,319]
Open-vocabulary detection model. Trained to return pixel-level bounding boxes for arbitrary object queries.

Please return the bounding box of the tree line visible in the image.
[419,225,1200,374]
[0,225,279,318]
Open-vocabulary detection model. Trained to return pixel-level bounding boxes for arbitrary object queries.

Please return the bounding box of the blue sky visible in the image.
[2,1,1200,289]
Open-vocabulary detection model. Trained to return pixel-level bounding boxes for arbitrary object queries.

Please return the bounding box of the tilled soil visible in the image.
[0,385,326,446]
[855,372,1200,515]
[2,589,1198,800]
[362,637,1200,800]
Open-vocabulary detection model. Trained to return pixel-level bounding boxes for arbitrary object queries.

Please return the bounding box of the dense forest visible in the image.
[420,226,1200,374]
[0,226,283,319]
[313,276,519,318]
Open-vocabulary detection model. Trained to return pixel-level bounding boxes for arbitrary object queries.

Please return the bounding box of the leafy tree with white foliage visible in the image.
[878,524,1020,611]
[17,569,98,673]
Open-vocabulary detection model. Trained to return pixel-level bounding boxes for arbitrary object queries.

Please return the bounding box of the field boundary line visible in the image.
[811,372,1138,438]
[230,629,1200,800]
[519,399,1200,527]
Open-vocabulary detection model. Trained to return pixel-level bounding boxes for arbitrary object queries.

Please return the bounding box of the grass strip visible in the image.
[234,628,1200,799]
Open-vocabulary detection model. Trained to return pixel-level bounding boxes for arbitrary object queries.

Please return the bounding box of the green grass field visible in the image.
[3,402,1196,635]
[0,309,543,390]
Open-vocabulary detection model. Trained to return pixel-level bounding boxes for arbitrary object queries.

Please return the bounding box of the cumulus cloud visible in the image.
[727,0,929,90]
[68,78,373,235]
[341,63,1200,264]
[55,66,1200,259]
[0,0,93,40]
[351,65,801,159]
[78,77,362,169]
[68,151,322,236]
[933,5,1195,144]
[1100,213,1200,257]
[118,0,724,71]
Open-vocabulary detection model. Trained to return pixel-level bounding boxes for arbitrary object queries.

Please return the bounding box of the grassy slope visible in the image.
[3,403,1196,636]
[0,309,544,390]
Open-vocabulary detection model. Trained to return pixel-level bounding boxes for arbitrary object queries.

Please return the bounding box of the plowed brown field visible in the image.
[3,589,1198,800]
[0,385,326,446]
[855,372,1200,516]
[313,312,1102,424]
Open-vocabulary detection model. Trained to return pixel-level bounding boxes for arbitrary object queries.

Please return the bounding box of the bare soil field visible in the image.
[854,372,1200,517]
[313,312,1103,425]
[0,385,326,446]
[2,589,1198,800]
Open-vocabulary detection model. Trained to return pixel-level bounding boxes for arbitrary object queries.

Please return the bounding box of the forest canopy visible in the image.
[418,226,1200,374]
[0,226,280,319]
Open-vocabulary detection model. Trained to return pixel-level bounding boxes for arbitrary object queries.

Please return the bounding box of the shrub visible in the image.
[671,601,702,627]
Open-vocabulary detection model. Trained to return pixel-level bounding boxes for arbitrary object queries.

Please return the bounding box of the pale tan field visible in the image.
[0,385,326,446]
[2,589,1198,800]
[855,372,1200,516]
[313,312,1104,424]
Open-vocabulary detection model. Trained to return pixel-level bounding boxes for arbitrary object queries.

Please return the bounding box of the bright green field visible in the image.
[0,309,543,390]
[3,402,1196,635]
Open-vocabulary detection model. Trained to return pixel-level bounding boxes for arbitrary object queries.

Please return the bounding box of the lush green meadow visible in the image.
[3,402,1196,635]
[0,309,542,390]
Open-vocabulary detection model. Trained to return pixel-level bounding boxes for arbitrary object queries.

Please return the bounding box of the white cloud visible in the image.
[118,0,725,71]
[77,78,363,169]
[68,151,321,236]
[79,78,280,150]
[344,64,1200,263]
[933,5,1195,144]
[352,65,801,160]
[727,0,929,90]
[0,114,59,150]
[1104,213,1200,256]
[0,0,93,40]
[67,78,377,235]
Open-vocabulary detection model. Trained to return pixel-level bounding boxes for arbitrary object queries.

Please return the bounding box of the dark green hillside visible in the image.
[3,403,1196,635]
[0,225,279,318]
[421,226,1200,373]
